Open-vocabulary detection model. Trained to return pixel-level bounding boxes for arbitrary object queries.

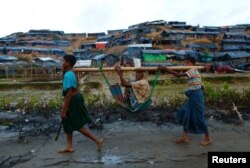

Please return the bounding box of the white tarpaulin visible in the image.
[74,60,92,67]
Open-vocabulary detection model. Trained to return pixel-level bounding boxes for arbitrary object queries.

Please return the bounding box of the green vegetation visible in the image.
[0,76,250,118]
[204,81,250,110]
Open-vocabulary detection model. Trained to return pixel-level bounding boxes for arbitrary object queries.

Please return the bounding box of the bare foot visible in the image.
[199,139,212,146]
[97,138,103,152]
[174,137,190,143]
[58,147,74,153]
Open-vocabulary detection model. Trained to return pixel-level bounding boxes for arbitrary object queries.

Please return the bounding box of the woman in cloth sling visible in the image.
[114,65,150,108]
[158,56,212,146]
[59,55,103,153]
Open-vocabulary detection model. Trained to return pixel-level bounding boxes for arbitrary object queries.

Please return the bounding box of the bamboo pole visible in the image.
[73,66,205,72]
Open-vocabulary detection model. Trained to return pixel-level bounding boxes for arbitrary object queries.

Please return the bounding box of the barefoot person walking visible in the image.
[59,55,103,153]
[158,56,212,146]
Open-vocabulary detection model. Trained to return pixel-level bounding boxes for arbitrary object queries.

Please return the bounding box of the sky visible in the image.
[0,0,250,38]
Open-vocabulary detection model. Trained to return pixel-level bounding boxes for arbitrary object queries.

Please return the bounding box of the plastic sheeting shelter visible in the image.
[142,50,169,62]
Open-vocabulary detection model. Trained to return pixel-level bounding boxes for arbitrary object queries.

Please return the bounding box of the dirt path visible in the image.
[1,120,250,168]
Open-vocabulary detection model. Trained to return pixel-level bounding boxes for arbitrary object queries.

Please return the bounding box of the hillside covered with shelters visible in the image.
[0,20,250,78]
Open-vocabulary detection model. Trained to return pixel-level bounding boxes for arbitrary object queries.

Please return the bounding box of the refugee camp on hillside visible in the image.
[1,0,250,167]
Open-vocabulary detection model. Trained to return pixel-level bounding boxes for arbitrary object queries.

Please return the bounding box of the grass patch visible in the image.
[0,82,62,91]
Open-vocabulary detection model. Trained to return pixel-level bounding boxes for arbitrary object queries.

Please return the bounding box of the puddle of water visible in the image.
[92,155,123,165]
[100,155,123,164]
[75,155,123,165]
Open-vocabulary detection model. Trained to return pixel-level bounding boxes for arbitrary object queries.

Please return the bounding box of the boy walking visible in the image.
[59,55,103,153]
[158,56,212,145]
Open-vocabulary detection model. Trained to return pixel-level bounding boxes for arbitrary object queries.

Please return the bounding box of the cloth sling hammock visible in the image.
[99,67,160,112]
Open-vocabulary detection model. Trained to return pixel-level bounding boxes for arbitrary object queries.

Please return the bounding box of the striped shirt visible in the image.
[185,68,202,91]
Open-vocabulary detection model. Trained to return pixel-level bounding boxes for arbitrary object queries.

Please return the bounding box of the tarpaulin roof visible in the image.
[222,45,250,51]
[87,32,106,37]
[142,50,168,54]
[215,51,250,59]
[97,35,113,41]
[161,31,219,36]
[28,29,64,35]
[0,37,16,42]
[81,42,96,46]
[142,50,169,62]
[33,57,56,62]
[73,49,89,53]
[174,50,198,55]
[221,39,249,44]
[107,29,127,35]
[92,54,118,61]
[186,43,217,49]
[0,55,18,61]
[128,44,152,48]
[168,21,186,25]
[224,32,245,37]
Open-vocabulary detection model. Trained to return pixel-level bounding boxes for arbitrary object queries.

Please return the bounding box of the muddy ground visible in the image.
[0,109,250,168]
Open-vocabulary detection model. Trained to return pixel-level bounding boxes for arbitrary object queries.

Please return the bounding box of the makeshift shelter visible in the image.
[160,38,181,46]
[73,49,91,59]
[194,32,220,39]
[161,31,186,39]
[243,46,250,51]
[173,50,199,61]
[147,20,168,26]
[0,55,19,76]
[142,50,169,62]
[215,52,250,60]
[55,40,70,47]
[221,39,249,46]
[81,42,96,49]
[108,29,126,35]
[50,49,64,56]
[222,45,244,52]
[109,35,126,47]
[203,26,220,32]
[186,43,217,52]
[74,60,92,67]
[128,22,148,30]
[87,32,106,38]
[118,38,139,45]
[245,35,250,41]
[97,35,113,42]
[121,44,153,65]
[171,24,192,30]
[0,37,16,45]
[168,21,186,25]
[139,37,152,44]
[64,33,87,37]
[0,47,8,54]
[220,26,245,33]
[223,33,245,39]
[31,41,56,46]
[95,42,108,49]
[91,54,119,67]
[0,55,18,63]
[143,27,157,34]
[197,52,214,63]
[214,52,250,66]
[28,29,64,35]
[32,57,61,69]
